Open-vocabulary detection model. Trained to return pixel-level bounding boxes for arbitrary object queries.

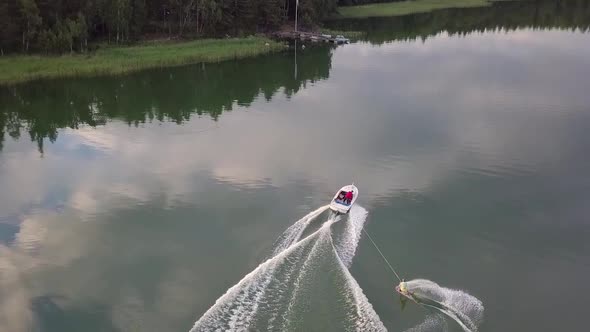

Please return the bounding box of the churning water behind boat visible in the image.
[190,205,385,332]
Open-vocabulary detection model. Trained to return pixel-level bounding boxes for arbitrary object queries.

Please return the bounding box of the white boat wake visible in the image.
[403,279,484,332]
[189,206,484,332]
[190,205,386,332]
[270,205,330,257]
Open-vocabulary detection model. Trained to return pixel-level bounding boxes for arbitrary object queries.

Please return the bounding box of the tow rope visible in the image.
[362,228,403,283]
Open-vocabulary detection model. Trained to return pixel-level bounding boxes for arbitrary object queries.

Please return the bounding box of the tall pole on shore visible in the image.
[295,0,298,32]
[294,39,297,80]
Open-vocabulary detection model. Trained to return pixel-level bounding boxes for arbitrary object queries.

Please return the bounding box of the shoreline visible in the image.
[0,37,286,86]
[0,1,501,86]
[333,0,492,19]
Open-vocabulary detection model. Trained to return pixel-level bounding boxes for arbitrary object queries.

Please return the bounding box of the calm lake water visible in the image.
[1,1,590,331]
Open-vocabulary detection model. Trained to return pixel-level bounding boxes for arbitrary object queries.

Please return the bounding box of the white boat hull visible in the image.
[329,184,359,214]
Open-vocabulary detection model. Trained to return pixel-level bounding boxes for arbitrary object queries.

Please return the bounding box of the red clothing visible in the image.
[345,191,353,200]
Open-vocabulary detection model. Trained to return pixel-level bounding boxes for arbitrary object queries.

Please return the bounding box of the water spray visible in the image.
[359,225,484,332]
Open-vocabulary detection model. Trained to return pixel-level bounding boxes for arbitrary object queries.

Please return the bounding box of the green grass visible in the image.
[319,29,366,39]
[0,37,286,85]
[335,0,492,19]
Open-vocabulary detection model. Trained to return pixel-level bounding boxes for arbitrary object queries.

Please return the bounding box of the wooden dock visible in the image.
[273,31,350,44]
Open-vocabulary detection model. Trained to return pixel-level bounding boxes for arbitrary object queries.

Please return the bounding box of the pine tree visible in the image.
[130,0,147,39]
[19,0,43,53]
[0,1,21,54]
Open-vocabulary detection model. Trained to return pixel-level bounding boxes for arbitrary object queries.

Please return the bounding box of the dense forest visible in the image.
[0,0,405,55]
[0,0,325,54]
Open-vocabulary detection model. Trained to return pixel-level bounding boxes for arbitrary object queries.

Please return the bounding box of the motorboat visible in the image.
[329,184,358,214]
[334,35,350,44]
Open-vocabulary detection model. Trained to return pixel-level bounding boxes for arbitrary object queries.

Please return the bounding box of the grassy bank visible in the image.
[320,29,366,39]
[335,0,491,19]
[0,37,286,85]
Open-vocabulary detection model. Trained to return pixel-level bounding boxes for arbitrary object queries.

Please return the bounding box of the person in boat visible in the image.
[345,190,353,205]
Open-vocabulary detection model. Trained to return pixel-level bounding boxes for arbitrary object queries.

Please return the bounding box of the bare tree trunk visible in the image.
[283,0,289,20]
[24,22,30,53]
[197,9,201,34]
[117,6,120,44]
[179,16,182,36]
[164,8,170,37]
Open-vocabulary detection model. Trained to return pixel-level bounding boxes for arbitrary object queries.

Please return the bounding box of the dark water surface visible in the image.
[1,1,590,331]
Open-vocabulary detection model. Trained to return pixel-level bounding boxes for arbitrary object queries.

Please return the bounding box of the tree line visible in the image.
[327,0,590,44]
[336,0,400,5]
[1,0,385,55]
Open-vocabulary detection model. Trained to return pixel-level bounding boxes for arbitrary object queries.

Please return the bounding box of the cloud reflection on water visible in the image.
[0,27,589,331]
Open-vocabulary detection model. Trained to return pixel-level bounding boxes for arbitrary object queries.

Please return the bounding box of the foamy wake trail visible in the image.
[333,206,368,268]
[190,205,386,332]
[404,315,447,332]
[271,205,330,257]
[404,279,484,332]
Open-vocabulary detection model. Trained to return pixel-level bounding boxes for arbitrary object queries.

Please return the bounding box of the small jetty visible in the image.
[274,31,350,44]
